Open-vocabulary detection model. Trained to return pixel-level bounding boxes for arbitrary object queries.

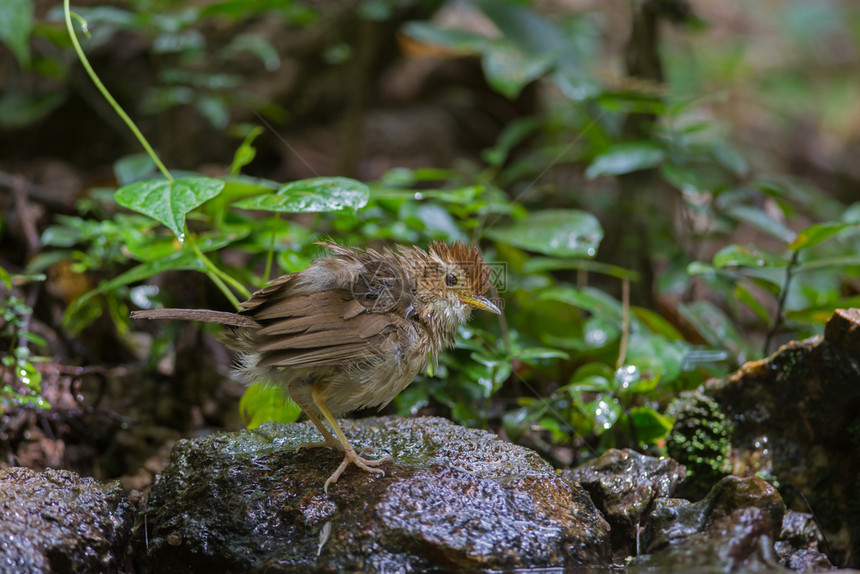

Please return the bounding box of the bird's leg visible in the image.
[293,400,342,451]
[310,385,391,494]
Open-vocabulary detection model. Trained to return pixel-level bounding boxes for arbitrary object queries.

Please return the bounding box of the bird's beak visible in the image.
[458,293,502,315]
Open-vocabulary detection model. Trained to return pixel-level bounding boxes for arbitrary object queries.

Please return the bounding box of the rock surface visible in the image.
[671,308,860,568]
[566,448,685,556]
[0,467,134,573]
[133,416,611,573]
[633,476,786,571]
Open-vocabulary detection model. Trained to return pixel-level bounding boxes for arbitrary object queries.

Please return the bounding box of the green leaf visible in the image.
[482,42,556,99]
[229,126,264,175]
[630,307,684,341]
[585,142,665,179]
[678,301,758,364]
[64,249,210,333]
[796,255,860,273]
[733,283,771,325]
[581,397,621,436]
[788,222,857,251]
[539,285,623,322]
[784,296,860,324]
[566,362,614,392]
[239,384,302,429]
[512,347,569,364]
[114,153,157,186]
[401,22,488,54]
[522,257,639,280]
[115,177,225,242]
[0,92,65,129]
[478,0,567,56]
[234,177,369,213]
[713,245,788,269]
[399,202,467,242]
[629,406,674,444]
[0,0,33,67]
[483,117,541,167]
[723,204,796,243]
[485,209,603,257]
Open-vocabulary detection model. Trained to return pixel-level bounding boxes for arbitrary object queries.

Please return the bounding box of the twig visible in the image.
[617,277,630,369]
[763,250,800,355]
[10,175,41,258]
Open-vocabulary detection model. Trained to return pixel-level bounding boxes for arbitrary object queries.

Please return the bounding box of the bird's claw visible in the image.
[323,451,391,495]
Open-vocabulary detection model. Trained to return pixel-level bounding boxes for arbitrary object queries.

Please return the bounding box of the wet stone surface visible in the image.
[0,467,134,574]
[633,476,786,572]
[698,308,860,568]
[134,416,611,573]
[566,448,685,556]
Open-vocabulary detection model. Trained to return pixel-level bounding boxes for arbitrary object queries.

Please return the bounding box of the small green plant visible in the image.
[0,268,51,413]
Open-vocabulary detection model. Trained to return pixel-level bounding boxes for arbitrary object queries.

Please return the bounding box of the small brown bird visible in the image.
[132,241,501,491]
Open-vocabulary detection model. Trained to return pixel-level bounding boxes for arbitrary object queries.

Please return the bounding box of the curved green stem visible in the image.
[263,216,279,285]
[63,0,173,183]
[189,240,251,308]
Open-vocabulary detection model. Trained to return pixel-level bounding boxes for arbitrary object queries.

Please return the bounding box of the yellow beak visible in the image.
[457,293,502,315]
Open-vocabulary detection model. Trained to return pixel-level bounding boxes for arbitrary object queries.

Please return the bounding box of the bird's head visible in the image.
[403,241,501,338]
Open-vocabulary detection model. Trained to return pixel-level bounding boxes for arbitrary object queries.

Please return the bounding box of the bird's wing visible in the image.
[245,287,405,369]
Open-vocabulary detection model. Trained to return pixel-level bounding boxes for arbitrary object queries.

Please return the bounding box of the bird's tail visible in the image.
[130,308,259,328]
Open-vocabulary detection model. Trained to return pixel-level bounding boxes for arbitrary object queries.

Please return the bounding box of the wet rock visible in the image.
[670,309,860,567]
[632,476,785,572]
[0,467,134,573]
[133,416,611,573]
[775,511,835,572]
[566,448,685,555]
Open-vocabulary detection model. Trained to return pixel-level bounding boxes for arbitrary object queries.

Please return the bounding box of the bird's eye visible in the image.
[444,273,458,287]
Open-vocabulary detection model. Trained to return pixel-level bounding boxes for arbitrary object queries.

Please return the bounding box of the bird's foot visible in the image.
[296,440,379,456]
[324,449,391,494]
[296,438,343,452]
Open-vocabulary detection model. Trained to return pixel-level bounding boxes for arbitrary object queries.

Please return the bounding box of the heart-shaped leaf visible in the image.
[115,177,225,242]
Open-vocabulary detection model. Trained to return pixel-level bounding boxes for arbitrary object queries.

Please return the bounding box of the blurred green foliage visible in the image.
[5,0,860,461]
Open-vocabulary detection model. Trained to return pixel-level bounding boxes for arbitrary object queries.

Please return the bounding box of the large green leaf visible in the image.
[234,177,369,213]
[585,142,665,179]
[115,177,225,242]
[0,0,33,67]
[485,209,603,257]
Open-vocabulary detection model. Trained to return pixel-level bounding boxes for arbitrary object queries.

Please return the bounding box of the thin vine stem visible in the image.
[63,0,173,183]
[189,240,250,308]
[263,215,279,286]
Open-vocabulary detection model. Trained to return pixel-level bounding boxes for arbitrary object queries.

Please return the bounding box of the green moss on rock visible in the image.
[665,389,732,497]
